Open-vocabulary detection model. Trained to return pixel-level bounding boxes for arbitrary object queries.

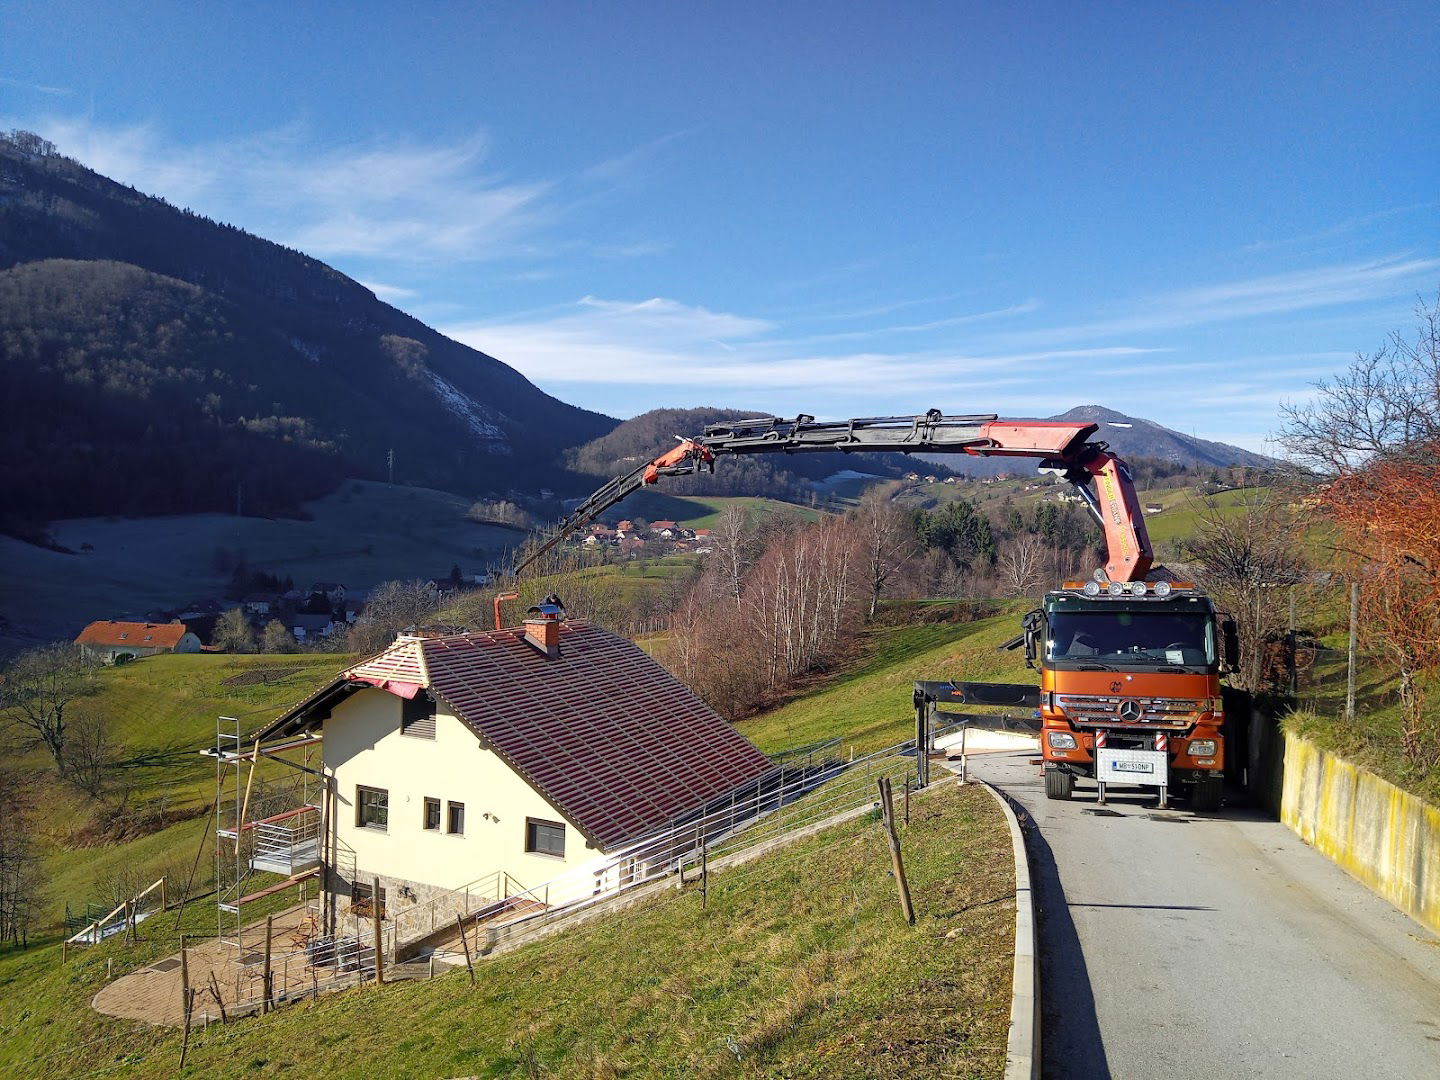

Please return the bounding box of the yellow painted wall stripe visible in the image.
[1282,734,1440,935]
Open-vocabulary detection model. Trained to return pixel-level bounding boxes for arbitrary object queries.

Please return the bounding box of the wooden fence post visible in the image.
[878,778,915,925]
[371,876,385,985]
[455,914,476,986]
[262,915,274,1014]
[178,935,192,1067]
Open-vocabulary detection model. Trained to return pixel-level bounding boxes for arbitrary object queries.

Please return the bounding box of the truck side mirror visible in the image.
[1021,609,1043,670]
[1221,618,1240,673]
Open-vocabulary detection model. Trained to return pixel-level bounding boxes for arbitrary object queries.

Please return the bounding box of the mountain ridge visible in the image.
[0,131,616,531]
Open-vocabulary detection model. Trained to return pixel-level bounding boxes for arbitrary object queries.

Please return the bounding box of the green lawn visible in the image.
[0,781,1012,1080]
[737,603,1033,757]
[1286,590,1440,805]
[669,495,824,530]
[22,652,350,931]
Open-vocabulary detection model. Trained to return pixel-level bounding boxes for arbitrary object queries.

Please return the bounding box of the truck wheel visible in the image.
[1044,768,1074,801]
[1189,776,1223,812]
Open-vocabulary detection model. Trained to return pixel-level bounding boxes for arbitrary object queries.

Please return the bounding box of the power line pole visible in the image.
[387,449,395,486]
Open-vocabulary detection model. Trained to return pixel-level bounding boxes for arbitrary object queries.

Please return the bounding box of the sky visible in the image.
[3,1,1437,453]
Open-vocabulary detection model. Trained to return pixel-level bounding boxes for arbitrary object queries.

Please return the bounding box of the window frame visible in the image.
[422,796,441,832]
[355,785,389,831]
[525,817,566,859]
[446,800,465,836]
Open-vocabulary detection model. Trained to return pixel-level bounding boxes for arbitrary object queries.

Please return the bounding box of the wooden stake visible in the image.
[208,971,229,1024]
[1346,582,1359,722]
[178,988,194,1069]
[262,915,274,1014]
[371,876,385,985]
[178,935,192,1065]
[236,739,262,847]
[878,778,915,925]
[903,774,910,826]
[455,914,476,986]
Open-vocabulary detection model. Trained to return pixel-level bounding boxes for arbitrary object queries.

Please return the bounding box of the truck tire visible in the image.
[1189,776,1223,812]
[1044,768,1074,801]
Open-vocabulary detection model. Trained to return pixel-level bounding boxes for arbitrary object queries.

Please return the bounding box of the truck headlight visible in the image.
[1047,732,1077,750]
[1188,739,1217,756]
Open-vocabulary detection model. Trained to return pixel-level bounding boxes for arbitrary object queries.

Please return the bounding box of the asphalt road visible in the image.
[959,751,1440,1080]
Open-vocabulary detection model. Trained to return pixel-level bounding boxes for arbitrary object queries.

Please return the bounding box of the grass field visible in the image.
[21,652,350,930]
[0,780,1012,1080]
[667,495,824,530]
[736,602,1032,757]
[3,479,519,654]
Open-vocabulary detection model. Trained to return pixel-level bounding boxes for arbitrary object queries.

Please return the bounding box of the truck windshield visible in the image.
[1047,610,1215,668]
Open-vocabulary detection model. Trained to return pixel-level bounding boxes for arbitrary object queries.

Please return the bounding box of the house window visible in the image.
[401,692,436,739]
[446,801,465,835]
[423,797,441,831]
[356,786,388,831]
[526,818,566,858]
[352,880,387,918]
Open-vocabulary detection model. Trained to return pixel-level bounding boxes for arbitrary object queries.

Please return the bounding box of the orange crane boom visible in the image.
[516,410,1154,581]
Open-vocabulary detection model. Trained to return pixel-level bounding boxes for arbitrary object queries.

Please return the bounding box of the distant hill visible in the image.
[919,405,1273,477]
[568,407,947,503]
[0,130,615,534]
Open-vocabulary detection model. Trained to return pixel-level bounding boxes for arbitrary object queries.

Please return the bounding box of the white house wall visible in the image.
[324,688,604,912]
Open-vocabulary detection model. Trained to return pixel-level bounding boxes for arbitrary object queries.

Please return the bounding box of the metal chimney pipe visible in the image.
[493,591,519,630]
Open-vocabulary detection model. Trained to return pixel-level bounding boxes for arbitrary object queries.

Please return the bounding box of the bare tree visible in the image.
[1279,292,1440,474]
[996,533,1050,598]
[347,579,441,653]
[1181,489,1307,692]
[850,487,918,618]
[261,620,299,654]
[708,505,760,608]
[64,709,117,797]
[0,764,43,947]
[213,607,257,654]
[0,643,95,774]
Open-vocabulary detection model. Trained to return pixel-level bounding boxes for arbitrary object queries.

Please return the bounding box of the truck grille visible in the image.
[1055,694,1206,727]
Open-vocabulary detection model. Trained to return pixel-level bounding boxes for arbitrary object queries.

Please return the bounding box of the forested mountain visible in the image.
[0,130,615,535]
[568,407,947,498]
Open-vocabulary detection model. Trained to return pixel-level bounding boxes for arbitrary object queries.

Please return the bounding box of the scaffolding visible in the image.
[208,716,330,947]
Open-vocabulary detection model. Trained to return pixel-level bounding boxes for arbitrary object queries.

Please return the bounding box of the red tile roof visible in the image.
[75,620,191,649]
[262,623,773,849]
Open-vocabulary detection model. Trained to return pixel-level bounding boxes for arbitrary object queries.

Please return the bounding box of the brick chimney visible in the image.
[522,601,563,659]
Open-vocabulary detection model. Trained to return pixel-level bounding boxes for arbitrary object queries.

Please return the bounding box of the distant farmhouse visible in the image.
[250,610,773,923]
[76,620,202,663]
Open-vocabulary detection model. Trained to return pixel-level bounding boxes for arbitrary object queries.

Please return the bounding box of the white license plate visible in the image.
[1112,760,1153,774]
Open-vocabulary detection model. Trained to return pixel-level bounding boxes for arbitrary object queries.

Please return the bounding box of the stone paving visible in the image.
[91,904,368,1027]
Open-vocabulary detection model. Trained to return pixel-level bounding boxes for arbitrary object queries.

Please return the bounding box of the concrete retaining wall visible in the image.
[1281,734,1440,935]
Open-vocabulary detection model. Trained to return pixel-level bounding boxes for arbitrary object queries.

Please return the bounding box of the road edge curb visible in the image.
[978,779,1039,1080]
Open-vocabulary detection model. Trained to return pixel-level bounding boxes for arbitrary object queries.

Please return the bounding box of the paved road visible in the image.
[958,751,1440,1080]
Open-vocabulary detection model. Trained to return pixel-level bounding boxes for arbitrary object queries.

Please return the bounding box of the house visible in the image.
[252,616,773,921]
[290,613,338,641]
[242,595,275,615]
[650,520,679,538]
[615,519,634,536]
[310,582,347,604]
[75,620,203,663]
[693,529,712,539]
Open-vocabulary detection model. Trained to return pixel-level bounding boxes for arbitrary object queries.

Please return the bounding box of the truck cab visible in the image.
[1028,580,1238,809]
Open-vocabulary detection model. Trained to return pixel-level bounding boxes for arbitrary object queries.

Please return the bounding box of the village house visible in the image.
[289,613,338,641]
[310,582,347,604]
[650,519,679,538]
[75,620,203,663]
[251,611,773,926]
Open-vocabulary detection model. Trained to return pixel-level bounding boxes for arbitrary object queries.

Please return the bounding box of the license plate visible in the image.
[1112,761,1153,774]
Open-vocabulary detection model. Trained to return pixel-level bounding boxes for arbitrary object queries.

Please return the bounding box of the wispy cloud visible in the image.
[0,77,71,96]
[358,280,418,303]
[1241,205,1436,255]
[10,115,672,267]
[1002,256,1440,347]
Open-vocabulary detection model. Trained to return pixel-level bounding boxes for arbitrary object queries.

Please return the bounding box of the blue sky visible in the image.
[3,1,1437,452]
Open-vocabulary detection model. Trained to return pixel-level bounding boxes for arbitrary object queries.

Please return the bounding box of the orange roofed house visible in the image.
[75,620,202,663]
[247,611,774,944]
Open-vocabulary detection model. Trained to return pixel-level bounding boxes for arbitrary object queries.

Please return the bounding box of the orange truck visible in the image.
[518,410,1240,809]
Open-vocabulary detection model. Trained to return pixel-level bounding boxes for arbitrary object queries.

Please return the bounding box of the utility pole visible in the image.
[387,449,395,486]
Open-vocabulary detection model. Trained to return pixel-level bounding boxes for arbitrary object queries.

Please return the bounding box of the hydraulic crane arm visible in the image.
[516,410,1155,581]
